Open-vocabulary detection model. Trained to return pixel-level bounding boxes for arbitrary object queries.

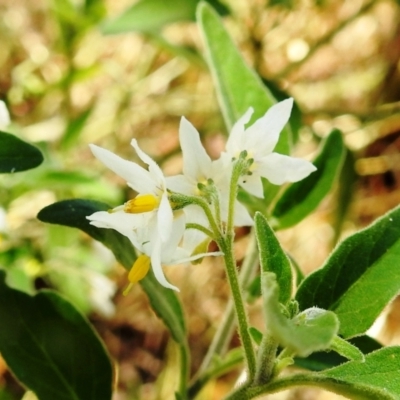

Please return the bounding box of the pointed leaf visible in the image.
[102,0,229,34]
[0,132,43,173]
[296,205,400,338]
[320,346,400,400]
[294,335,382,372]
[255,212,292,304]
[197,3,291,156]
[37,199,186,344]
[329,336,364,362]
[272,129,345,229]
[261,272,339,357]
[0,271,112,400]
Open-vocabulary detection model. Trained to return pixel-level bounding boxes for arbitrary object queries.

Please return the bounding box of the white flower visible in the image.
[225,98,317,197]
[88,139,173,243]
[87,140,178,289]
[89,211,221,291]
[167,117,253,227]
[0,100,10,129]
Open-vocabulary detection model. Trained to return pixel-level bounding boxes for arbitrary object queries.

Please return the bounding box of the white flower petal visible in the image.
[226,108,253,155]
[157,193,174,242]
[258,153,316,185]
[245,98,293,155]
[239,173,265,198]
[166,174,197,195]
[180,117,212,179]
[131,139,165,188]
[89,144,155,193]
[234,201,254,226]
[87,210,143,248]
[0,101,10,128]
[161,212,186,261]
[150,238,179,291]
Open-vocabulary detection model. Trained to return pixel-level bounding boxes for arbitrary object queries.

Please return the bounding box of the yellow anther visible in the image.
[124,194,159,214]
[123,255,151,296]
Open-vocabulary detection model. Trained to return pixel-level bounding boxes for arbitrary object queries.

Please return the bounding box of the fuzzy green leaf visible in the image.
[0,271,112,400]
[196,3,291,155]
[296,205,400,338]
[320,346,400,400]
[261,272,339,357]
[37,199,186,344]
[0,132,43,173]
[329,336,364,362]
[255,212,292,304]
[272,129,344,229]
[102,0,229,34]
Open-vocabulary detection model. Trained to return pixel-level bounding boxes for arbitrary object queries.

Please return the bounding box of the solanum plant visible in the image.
[1,3,400,400]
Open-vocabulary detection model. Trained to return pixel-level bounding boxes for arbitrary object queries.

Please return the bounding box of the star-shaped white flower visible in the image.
[167,117,253,227]
[87,140,177,289]
[89,139,173,243]
[88,210,221,291]
[225,98,317,197]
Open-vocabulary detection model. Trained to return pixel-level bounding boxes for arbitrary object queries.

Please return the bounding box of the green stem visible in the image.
[218,236,256,381]
[227,372,395,400]
[178,342,190,399]
[193,234,259,387]
[254,334,278,385]
[185,222,214,238]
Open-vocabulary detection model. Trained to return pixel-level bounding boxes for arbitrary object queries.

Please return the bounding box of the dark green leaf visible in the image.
[296,205,400,338]
[102,0,229,34]
[272,129,344,229]
[0,270,112,400]
[255,212,292,304]
[37,199,187,343]
[261,272,339,357]
[0,132,43,173]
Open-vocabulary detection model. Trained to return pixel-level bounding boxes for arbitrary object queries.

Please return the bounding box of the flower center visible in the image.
[124,194,159,213]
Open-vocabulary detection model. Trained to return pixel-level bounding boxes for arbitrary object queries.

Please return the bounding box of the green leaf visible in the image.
[0,132,43,173]
[296,205,400,338]
[196,3,290,155]
[271,129,345,229]
[255,212,292,304]
[261,272,339,357]
[294,335,382,372]
[37,199,187,344]
[329,336,364,362]
[102,0,229,34]
[0,271,112,400]
[320,347,400,400]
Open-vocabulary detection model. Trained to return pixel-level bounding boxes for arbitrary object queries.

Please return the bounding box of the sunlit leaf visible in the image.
[320,347,400,400]
[102,0,229,34]
[271,129,344,229]
[261,272,338,357]
[255,212,292,304]
[0,132,43,173]
[296,205,400,338]
[37,199,187,344]
[0,271,112,400]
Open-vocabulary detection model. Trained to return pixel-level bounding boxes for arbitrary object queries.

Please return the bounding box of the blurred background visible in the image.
[1,0,400,398]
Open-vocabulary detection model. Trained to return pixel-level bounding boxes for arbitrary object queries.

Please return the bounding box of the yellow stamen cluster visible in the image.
[123,254,151,296]
[124,194,159,213]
